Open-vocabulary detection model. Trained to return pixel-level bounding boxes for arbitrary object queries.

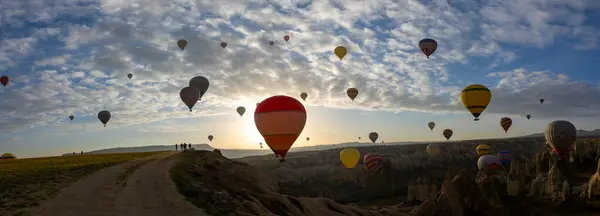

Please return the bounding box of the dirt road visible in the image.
[24,152,207,216]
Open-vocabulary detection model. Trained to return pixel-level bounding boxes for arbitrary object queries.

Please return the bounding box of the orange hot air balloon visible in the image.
[255,95,307,162]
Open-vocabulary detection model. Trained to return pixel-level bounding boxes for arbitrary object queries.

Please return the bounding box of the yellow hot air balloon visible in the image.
[334,46,347,60]
[460,84,492,121]
[340,148,360,168]
[476,144,490,156]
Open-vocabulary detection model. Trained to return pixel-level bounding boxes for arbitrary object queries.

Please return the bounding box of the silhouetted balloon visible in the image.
[418,38,438,59]
[189,76,210,100]
[0,76,9,87]
[428,122,435,131]
[220,42,227,49]
[284,35,290,42]
[526,114,531,120]
[98,110,111,127]
[236,106,246,117]
[306,137,310,141]
[180,87,200,112]
[443,129,453,140]
[69,115,74,121]
[500,117,512,133]
[127,73,133,79]
[177,39,188,51]
[269,41,275,46]
[347,88,359,101]
[540,98,544,104]
[208,135,214,142]
[334,46,347,60]
[369,132,378,143]
[300,92,308,101]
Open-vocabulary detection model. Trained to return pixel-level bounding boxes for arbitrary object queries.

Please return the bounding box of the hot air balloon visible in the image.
[364,153,385,172]
[180,87,200,112]
[0,153,16,160]
[460,84,492,121]
[368,132,378,143]
[358,137,361,140]
[254,95,307,162]
[418,38,438,59]
[500,117,512,133]
[127,73,133,79]
[189,76,210,100]
[540,98,544,104]
[306,137,310,141]
[526,114,531,120]
[69,115,74,121]
[208,135,214,142]
[340,148,360,168]
[497,151,513,168]
[260,142,263,149]
[334,46,347,60]
[428,122,435,131]
[177,39,188,51]
[426,144,441,156]
[97,110,111,127]
[300,92,308,101]
[237,106,246,117]
[476,144,490,156]
[220,42,227,49]
[347,88,359,101]
[0,76,9,87]
[545,120,576,159]
[284,35,290,42]
[477,155,503,171]
[443,129,453,140]
[269,41,274,46]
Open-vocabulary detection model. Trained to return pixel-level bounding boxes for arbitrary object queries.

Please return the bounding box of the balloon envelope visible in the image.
[237,106,246,117]
[208,135,214,141]
[428,122,435,131]
[180,87,200,111]
[500,117,512,133]
[334,46,348,60]
[368,132,378,143]
[300,92,308,101]
[254,95,307,159]
[127,73,133,79]
[476,144,490,156]
[97,110,111,127]
[364,153,385,172]
[347,88,359,101]
[177,39,188,50]
[418,38,438,59]
[0,76,9,87]
[269,41,274,46]
[526,114,531,120]
[443,129,453,140]
[477,155,503,171]
[220,42,227,48]
[545,120,576,158]
[460,84,491,121]
[69,115,74,121]
[340,148,360,168]
[189,76,210,100]
[284,35,290,41]
[426,144,441,156]
[497,151,513,167]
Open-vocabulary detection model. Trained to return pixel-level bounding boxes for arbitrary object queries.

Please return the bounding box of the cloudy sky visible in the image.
[1,0,600,158]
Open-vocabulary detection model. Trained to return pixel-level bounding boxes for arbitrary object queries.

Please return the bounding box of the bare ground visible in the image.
[23,152,206,216]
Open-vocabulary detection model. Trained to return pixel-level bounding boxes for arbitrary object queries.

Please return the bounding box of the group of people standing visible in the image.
[176,143,192,151]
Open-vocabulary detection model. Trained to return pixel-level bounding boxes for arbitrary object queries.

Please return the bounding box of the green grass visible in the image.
[0,151,169,215]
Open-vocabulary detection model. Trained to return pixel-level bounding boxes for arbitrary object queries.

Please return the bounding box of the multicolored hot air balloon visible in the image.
[340,148,360,168]
[237,106,246,117]
[189,76,209,100]
[220,42,227,49]
[300,92,308,101]
[347,88,359,101]
[364,153,385,172]
[180,87,200,112]
[443,129,453,140]
[460,84,492,121]
[426,144,441,156]
[208,135,214,142]
[334,46,347,60]
[369,132,379,143]
[98,110,111,127]
[255,95,307,162]
[418,38,438,59]
[284,35,290,42]
[269,41,275,46]
[428,122,435,131]
[477,155,503,171]
[69,115,74,121]
[540,98,544,104]
[177,39,188,51]
[127,73,133,79]
[526,114,531,120]
[0,76,9,87]
[500,117,512,133]
[476,144,490,156]
[497,151,513,168]
[545,120,576,159]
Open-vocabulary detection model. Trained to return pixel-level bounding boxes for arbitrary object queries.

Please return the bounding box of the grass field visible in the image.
[0,151,170,215]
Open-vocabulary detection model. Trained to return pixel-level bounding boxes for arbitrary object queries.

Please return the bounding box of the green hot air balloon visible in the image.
[98,110,111,127]
[189,76,210,101]
[177,39,188,51]
[180,87,200,112]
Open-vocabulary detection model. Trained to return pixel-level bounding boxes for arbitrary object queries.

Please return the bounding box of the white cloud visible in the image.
[0,0,599,134]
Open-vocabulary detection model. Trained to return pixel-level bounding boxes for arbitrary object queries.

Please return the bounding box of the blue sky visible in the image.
[1,0,600,158]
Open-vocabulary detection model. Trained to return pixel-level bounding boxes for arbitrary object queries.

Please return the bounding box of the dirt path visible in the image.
[25,153,207,216]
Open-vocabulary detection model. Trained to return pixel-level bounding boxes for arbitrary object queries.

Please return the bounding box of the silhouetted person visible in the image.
[183,143,187,151]
[188,143,191,149]
[180,143,183,150]
[175,144,178,151]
